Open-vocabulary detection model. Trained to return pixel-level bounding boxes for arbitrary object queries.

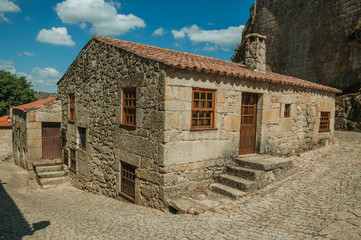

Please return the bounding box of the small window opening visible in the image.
[284,104,291,118]
[121,162,136,200]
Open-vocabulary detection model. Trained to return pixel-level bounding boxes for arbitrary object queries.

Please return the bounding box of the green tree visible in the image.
[0,70,37,116]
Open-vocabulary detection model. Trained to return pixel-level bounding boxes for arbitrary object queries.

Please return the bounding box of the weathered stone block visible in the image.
[224,115,240,131]
[27,129,41,139]
[262,110,280,124]
[28,148,42,160]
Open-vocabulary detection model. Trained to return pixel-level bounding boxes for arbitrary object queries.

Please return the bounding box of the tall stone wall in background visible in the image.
[234,0,361,91]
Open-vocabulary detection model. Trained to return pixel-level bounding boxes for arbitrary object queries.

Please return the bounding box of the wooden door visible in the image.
[42,122,61,159]
[239,93,258,155]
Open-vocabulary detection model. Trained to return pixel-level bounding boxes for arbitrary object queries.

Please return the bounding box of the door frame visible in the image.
[239,92,259,155]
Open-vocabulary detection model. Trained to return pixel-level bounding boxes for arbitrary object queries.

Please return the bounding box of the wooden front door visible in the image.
[239,93,258,155]
[42,122,61,159]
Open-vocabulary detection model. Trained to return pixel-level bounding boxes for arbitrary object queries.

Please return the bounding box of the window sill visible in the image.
[190,128,218,131]
[119,192,135,203]
[120,124,136,129]
[319,130,330,133]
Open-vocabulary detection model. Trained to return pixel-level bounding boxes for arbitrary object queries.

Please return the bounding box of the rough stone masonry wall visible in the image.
[12,110,27,169]
[241,0,361,90]
[162,69,335,199]
[58,39,166,209]
[0,128,12,162]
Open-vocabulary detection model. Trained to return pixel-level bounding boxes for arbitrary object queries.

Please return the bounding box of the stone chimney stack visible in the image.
[245,33,267,73]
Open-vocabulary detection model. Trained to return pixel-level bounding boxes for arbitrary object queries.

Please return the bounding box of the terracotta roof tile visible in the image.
[0,115,12,127]
[93,35,341,94]
[12,96,58,112]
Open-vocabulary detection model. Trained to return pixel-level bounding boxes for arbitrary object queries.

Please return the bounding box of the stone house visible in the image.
[57,34,340,209]
[0,115,13,162]
[12,97,62,170]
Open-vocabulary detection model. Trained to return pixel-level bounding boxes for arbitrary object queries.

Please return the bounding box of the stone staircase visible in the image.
[33,159,68,189]
[210,154,294,199]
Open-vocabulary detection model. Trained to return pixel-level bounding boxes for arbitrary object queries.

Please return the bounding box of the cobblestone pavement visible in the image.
[1,131,361,240]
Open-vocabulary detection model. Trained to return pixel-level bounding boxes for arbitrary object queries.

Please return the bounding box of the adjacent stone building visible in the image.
[57,35,340,209]
[0,115,13,162]
[12,97,62,170]
[232,0,361,91]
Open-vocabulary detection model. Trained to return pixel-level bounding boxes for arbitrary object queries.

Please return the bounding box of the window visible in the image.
[121,162,136,201]
[70,149,76,172]
[78,127,86,149]
[122,89,136,127]
[69,93,75,122]
[284,104,291,118]
[191,88,216,130]
[319,112,330,132]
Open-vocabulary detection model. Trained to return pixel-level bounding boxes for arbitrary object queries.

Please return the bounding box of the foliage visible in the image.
[0,70,37,116]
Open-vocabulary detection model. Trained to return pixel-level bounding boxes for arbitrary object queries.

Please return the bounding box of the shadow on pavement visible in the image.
[0,180,50,240]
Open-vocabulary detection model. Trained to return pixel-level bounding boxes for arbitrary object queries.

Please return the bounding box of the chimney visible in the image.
[244,33,267,73]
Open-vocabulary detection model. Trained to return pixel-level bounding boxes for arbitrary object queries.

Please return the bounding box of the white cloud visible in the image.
[202,43,217,51]
[171,29,186,39]
[152,27,166,36]
[172,24,244,47]
[0,0,21,22]
[36,27,75,46]
[0,60,16,74]
[55,0,145,36]
[19,67,62,92]
[79,22,87,29]
[23,51,35,56]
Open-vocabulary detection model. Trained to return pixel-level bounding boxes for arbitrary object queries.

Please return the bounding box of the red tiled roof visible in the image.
[0,115,12,127]
[12,96,58,112]
[93,35,341,94]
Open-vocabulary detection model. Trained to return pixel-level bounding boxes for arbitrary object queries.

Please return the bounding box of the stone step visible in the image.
[217,174,256,192]
[37,171,66,179]
[210,183,247,199]
[38,176,67,186]
[235,155,293,171]
[226,165,265,181]
[33,159,63,167]
[35,165,64,173]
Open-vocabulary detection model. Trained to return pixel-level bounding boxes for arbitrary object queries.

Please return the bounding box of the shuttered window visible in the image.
[70,149,76,172]
[69,94,75,122]
[191,88,216,130]
[319,112,330,132]
[122,89,136,127]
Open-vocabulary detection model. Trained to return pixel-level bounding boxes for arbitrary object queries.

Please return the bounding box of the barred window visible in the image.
[191,89,216,130]
[69,93,75,122]
[78,127,86,149]
[70,149,76,172]
[121,162,136,201]
[122,89,136,127]
[319,112,330,132]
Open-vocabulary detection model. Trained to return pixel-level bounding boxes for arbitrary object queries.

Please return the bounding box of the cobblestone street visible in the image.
[1,131,361,240]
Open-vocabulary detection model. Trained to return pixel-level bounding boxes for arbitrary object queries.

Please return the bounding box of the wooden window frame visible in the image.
[69,93,75,122]
[191,88,216,130]
[78,127,86,149]
[120,162,136,202]
[284,104,291,118]
[122,88,136,127]
[70,148,76,172]
[319,112,330,132]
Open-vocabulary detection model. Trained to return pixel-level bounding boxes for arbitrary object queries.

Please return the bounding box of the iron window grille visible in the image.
[121,162,136,200]
[284,104,291,118]
[78,127,86,149]
[191,88,216,130]
[70,149,76,172]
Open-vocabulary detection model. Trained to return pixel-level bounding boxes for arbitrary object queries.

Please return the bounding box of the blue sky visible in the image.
[0,0,254,93]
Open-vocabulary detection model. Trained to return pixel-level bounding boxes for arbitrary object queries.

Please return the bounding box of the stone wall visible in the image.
[57,39,166,209]
[0,128,12,162]
[335,90,361,131]
[12,110,27,169]
[162,69,335,199]
[234,0,361,90]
